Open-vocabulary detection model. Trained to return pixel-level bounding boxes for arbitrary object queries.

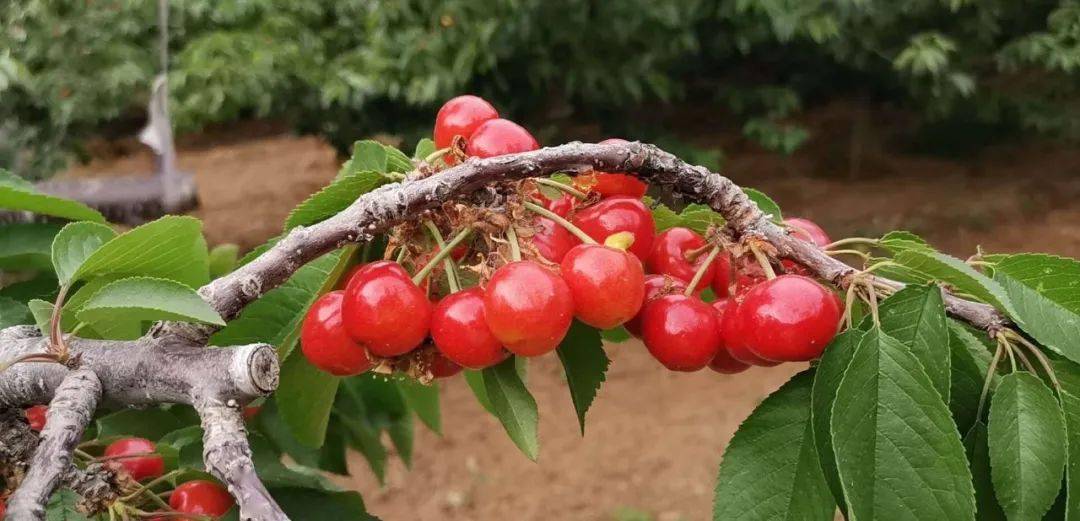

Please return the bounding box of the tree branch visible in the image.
[7,370,101,520]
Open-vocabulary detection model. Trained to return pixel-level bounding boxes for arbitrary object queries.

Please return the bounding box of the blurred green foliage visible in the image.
[2,0,1079,178]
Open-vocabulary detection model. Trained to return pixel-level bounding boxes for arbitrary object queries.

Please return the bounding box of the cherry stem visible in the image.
[1002,330,1061,392]
[522,201,597,244]
[424,146,451,165]
[121,470,182,502]
[683,243,712,263]
[412,227,473,286]
[505,225,522,262]
[826,249,871,261]
[534,177,588,200]
[423,220,461,293]
[683,244,721,297]
[970,338,1005,438]
[824,237,879,250]
[749,243,776,280]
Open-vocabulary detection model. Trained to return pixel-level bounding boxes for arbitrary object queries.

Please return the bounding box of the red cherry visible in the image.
[433,95,499,150]
[242,406,261,421]
[169,480,234,518]
[739,275,843,362]
[640,295,721,371]
[342,261,432,357]
[560,242,645,329]
[784,217,831,248]
[720,297,780,366]
[431,288,508,369]
[626,274,688,337]
[465,119,539,159]
[483,261,574,356]
[708,300,750,374]
[571,196,655,261]
[104,437,164,481]
[25,405,47,431]
[429,351,464,378]
[710,253,734,298]
[573,139,648,199]
[301,291,372,376]
[647,228,716,293]
[530,216,581,263]
[544,192,577,217]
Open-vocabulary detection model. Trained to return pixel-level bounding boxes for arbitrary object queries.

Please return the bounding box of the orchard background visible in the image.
[2,1,1080,521]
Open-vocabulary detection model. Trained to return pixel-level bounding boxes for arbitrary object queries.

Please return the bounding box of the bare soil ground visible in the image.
[58,115,1080,521]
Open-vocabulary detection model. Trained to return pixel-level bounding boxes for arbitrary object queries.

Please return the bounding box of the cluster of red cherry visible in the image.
[300,95,844,380]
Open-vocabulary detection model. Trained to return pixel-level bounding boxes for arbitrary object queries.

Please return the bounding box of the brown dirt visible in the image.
[55,114,1080,521]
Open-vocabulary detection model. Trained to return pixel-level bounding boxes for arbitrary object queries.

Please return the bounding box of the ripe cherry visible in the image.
[434,95,499,162]
[738,275,843,362]
[720,297,780,367]
[640,294,721,371]
[571,196,655,261]
[342,261,431,357]
[560,236,645,329]
[648,227,715,293]
[784,217,831,247]
[104,437,164,481]
[169,480,234,518]
[543,192,577,217]
[301,291,372,376]
[465,119,539,159]
[431,288,509,369]
[625,274,687,337]
[708,300,749,374]
[483,261,574,356]
[530,216,580,263]
[25,405,46,431]
[574,139,648,198]
[709,253,734,298]
[429,351,464,378]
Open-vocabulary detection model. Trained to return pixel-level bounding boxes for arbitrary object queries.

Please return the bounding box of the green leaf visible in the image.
[45,488,91,521]
[397,379,441,435]
[678,203,725,235]
[879,231,933,255]
[208,243,240,279]
[994,254,1080,315]
[600,325,632,343]
[211,249,350,359]
[649,200,682,232]
[948,321,997,434]
[988,372,1067,520]
[388,413,414,468]
[810,329,864,507]
[743,188,782,223]
[555,321,608,434]
[265,488,376,520]
[351,140,412,174]
[0,273,59,303]
[50,221,116,286]
[0,170,105,223]
[483,357,540,460]
[64,276,142,340]
[713,369,835,521]
[284,170,391,230]
[276,353,341,448]
[75,277,224,326]
[877,284,950,400]
[1049,356,1080,521]
[413,138,436,160]
[893,250,1013,313]
[464,369,495,414]
[0,222,62,270]
[831,327,975,520]
[993,255,1080,365]
[69,216,209,288]
[96,407,189,440]
[0,297,33,328]
[334,378,389,482]
[964,421,1008,521]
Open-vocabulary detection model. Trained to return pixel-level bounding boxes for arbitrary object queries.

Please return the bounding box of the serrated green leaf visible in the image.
[388,413,414,468]
[64,276,142,340]
[0,222,62,270]
[831,327,975,520]
[208,243,240,279]
[994,254,1080,315]
[351,140,413,174]
[878,284,950,400]
[988,372,1066,520]
[483,357,539,460]
[949,321,997,434]
[0,170,105,223]
[69,216,209,288]
[284,170,391,230]
[464,369,495,414]
[0,296,33,328]
[993,255,1080,365]
[648,199,682,232]
[413,138,436,160]
[397,379,441,435]
[555,321,608,435]
[879,231,933,254]
[811,329,864,507]
[276,353,341,448]
[50,221,116,286]
[964,421,1008,521]
[894,250,1014,313]
[713,369,835,521]
[75,277,224,326]
[334,378,389,482]
[1049,356,1080,521]
[45,489,91,521]
[679,203,725,235]
[264,488,376,521]
[743,187,782,223]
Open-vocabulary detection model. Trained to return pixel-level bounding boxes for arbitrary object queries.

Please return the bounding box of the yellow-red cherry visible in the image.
[483,261,574,357]
[739,275,843,362]
[342,261,431,357]
[708,299,750,374]
[434,95,499,158]
[169,480,234,518]
[465,118,539,159]
[431,288,509,369]
[626,274,688,337]
[301,291,372,376]
[640,294,721,371]
[571,196,655,261]
[104,437,164,481]
[560,241,645,329]
[648,227,715,293]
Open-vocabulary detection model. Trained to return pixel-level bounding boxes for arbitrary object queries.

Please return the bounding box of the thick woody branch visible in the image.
[7,370,101,520]
[196,400,287,521]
